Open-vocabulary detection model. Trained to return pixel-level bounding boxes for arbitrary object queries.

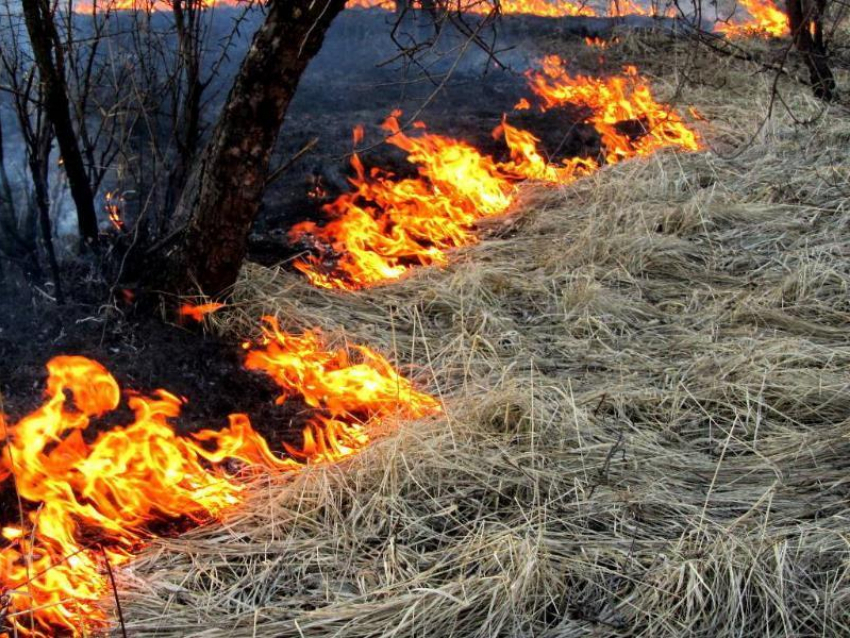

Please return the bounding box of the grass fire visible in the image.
[0,319,437,636]
[291,56,700,290]
[0,0,846,636]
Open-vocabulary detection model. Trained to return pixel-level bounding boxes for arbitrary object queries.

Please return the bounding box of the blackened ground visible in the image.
[0,280,313,528]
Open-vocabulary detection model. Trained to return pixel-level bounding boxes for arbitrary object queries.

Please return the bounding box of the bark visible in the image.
[22,0,100,246]
[160,0,347,297]
[786,0,836,101]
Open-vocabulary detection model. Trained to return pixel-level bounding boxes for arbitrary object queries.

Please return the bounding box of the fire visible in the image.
[73,0,243,12]
[495,118,598,183]
[0,323,437,636]
[289,113,517,290]
[178,301,226,322]
[104,191,124,232]
[346,0,396,8]
[521,55,701,164]
[715,0,789,37]
[292,58,700,290]
[484,0,598,17]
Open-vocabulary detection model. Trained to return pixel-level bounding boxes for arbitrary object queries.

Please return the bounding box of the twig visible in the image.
[265,137,320,186]
[100,545,128,638]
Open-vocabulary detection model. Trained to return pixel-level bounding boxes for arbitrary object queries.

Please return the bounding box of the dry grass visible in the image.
[120,34,850,636]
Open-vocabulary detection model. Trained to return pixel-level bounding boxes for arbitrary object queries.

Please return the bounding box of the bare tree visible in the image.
[21,0,99,247]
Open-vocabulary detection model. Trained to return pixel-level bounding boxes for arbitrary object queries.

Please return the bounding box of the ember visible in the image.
[178,301,226,322]
[0,322,438,636]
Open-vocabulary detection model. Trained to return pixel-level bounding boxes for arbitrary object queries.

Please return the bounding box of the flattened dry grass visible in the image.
[121,35,850,637]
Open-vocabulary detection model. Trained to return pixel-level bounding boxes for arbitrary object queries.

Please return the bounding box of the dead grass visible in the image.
[120,33,850,637]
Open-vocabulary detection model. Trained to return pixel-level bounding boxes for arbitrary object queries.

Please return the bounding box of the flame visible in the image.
[291,58,700,290]
[495,118,599,183]
[486,0,598,17]
[522,56,701,164]
[178,302,226,322]
[104,191,124,232]
[289,113,517,290]
[715,0,789,37]
[347,0,677,17]
[71,0,775,28]
[0,324,437,636]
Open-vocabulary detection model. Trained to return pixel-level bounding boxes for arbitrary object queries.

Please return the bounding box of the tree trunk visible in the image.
[22,0,100,247]
[786,0,836,101]
[160,0,347,297]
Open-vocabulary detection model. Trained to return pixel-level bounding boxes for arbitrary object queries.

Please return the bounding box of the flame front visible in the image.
[289,113,517,290]
[0,326,438,636]
[75,0,784,33]
[715,0,789,37]
[521,56,700,164]
[292,58,701,290]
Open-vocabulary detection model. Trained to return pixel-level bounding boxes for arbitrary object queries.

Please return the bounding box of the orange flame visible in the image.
[0,324,437,636]
[495,118,599,183]
[178,302,226,322]
[291,58,701,290]
[347,0,677,17]
[522,56,701,164]
[715,0,789,37]
[289,113,517,289]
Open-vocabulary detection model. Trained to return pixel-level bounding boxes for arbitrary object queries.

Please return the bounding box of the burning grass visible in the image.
[291,57,701,290]
[0,321,438,636]
[115,33,850,638]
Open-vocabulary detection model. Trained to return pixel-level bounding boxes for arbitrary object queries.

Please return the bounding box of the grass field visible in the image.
[122,32,850,637]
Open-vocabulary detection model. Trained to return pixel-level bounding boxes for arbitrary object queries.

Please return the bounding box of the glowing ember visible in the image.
[292,59,701,290]
[0,325,437,636]
[715,0,789,37]
[178,302,226,322]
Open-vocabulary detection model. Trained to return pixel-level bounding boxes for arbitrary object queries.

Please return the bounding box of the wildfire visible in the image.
[715,0,789,37]
[71,0,785,34]
[521,55,701,164]
[291,58,700,290]
[0,321,437,636]
[348,0,681,18]
[289,113,517,290]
